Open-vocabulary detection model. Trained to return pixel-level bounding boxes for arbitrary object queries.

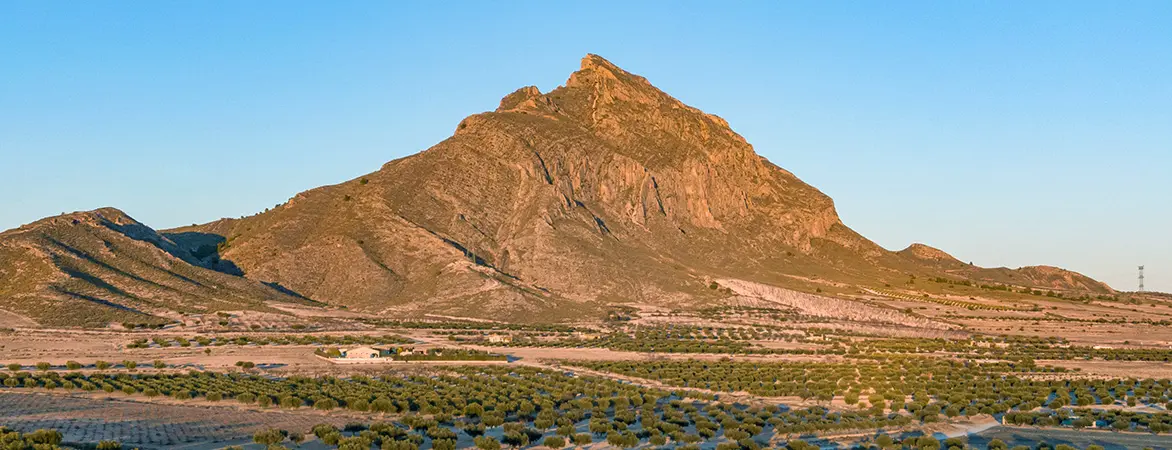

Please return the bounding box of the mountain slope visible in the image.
[898,243,1113,294]
[168,54,1112,320]
[0,208,313,327]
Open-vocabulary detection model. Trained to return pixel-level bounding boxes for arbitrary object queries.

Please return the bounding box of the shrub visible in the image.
[320,432,342,446]
[572,434,592,445]
[348,398,369,412]
[473,436,501,450]
[314,398,337,410]
[371,397,394,413]
[27,429,63,445]
[253,428,286,446]
[542,436,565,448]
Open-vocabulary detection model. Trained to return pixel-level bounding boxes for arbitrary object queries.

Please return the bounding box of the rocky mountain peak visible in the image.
[496,86,543,111]
[566,54,651,91]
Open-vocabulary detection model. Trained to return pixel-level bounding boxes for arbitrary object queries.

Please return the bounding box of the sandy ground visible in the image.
[1036,360,1172,379]
[461,344,842,364]
[0,309,39,328]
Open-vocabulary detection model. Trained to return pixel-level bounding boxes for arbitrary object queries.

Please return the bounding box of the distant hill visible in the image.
[898,243,1113,294]
[0,208,313,327]
[0,55,1115,327]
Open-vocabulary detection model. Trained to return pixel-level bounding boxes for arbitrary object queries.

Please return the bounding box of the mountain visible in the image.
[1,55,1114,327]
[0,208,313,328]
[161,55,894,320]
[165,54,1110,320]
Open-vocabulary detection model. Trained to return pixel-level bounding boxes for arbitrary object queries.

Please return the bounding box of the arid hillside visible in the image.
[0,208,314,327]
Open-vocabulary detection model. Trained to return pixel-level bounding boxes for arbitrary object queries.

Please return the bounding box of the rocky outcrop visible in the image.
[899,243,965,266]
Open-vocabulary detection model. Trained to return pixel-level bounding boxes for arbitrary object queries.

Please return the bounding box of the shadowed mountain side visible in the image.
[0,208,318,327]
[163,231,245,275]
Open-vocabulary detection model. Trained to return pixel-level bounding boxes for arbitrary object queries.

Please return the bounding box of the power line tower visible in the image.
[1138,265,1145,293]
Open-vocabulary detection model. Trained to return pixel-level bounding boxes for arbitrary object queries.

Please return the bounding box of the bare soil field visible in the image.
[955,319,1172,346]
[1036,360,1172,379]
[462,344,842,364]
[0,285,1168,450]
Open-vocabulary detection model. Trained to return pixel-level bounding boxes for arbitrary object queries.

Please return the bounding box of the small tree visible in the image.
[26,429,63,446]
[35,362,51,372]
[95,360,111,370]
[153,360,166,369]
[253,428,285,446]
[474,436,501,450]
[6,363,21,372]
[843,390,859,406]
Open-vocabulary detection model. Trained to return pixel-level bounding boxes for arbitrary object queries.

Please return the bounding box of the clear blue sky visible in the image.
[2,2,1169,292]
